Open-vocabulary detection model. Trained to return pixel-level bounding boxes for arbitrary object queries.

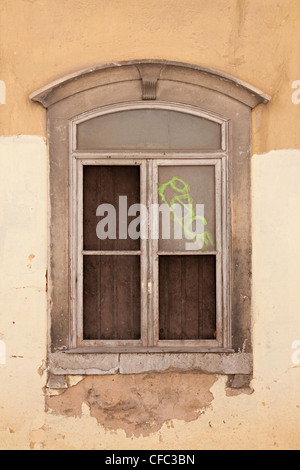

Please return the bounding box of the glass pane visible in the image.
[159,255,216,340]
[158,165,215,252]
[77,109,221,150]
[83,165,140,251]
[83,255,141,340]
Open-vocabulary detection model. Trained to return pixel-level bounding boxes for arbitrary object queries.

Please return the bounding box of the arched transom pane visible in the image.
[77,109,222,150]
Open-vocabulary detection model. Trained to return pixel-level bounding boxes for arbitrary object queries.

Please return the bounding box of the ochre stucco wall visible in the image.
[1,0,300,153]
[0,0,300,450]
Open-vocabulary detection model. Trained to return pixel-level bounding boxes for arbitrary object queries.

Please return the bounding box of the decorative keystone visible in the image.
[136,63,165,100]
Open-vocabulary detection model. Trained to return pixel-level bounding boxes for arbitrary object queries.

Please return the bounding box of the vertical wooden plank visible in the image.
[96,253,101,338]
[82,256,100,339]
[83,165,96,250]
[101,254,116,340]
[180,257,185,338]
[198,256,216,339]
[116,165,140,251]
[198,255,204,339]
[115,256,141,340]
[159,256,183,340]
[182,256,199,339]
[101,166,115,251]
[82,257,93,339]
[132,256,142,340]
[158,255,168,340]
[166,257,181,340]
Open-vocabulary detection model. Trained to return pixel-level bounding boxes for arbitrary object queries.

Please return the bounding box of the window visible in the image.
[30,60,270,375]
[70,104,229,352]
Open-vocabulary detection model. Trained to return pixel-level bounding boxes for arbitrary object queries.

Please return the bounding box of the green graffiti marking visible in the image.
[158,176,214,249]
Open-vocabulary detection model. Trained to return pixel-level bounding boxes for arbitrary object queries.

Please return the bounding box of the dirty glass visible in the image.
[158,165,216,252]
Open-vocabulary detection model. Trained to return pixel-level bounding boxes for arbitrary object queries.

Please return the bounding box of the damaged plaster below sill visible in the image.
[45,372,218,438]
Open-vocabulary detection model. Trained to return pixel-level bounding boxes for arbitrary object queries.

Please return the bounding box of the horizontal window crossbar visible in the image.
[157,251,218,256]
[82,250,141,256]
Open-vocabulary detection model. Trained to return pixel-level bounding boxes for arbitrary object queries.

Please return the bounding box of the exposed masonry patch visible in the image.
[226,375,254,397]
[46,373,217,438]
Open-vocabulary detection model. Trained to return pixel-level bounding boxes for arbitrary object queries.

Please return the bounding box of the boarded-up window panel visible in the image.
[159,255,216,340]
[77,109,222,150]
[83,255,141,340]
[83,165,140,251]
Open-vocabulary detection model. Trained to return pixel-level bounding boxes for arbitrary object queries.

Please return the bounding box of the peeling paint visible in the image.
[37,360,47,377]
[0,341,6,365]
[66,375,85,387]
[226,387,254,397]
[46,373,217,438]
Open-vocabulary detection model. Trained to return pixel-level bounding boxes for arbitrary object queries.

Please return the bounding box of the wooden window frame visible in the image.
[72,157,148,350]
[30,60,271,376]
[153,158,225,350]
[70,103,230,353]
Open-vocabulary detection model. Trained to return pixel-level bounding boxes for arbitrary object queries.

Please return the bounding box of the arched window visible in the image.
[30,60,270,375]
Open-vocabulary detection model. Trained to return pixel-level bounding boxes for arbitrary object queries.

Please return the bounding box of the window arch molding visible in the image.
[30,60,270,376]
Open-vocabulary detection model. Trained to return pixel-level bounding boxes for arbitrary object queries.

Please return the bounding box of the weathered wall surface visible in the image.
[0,0,300,450]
